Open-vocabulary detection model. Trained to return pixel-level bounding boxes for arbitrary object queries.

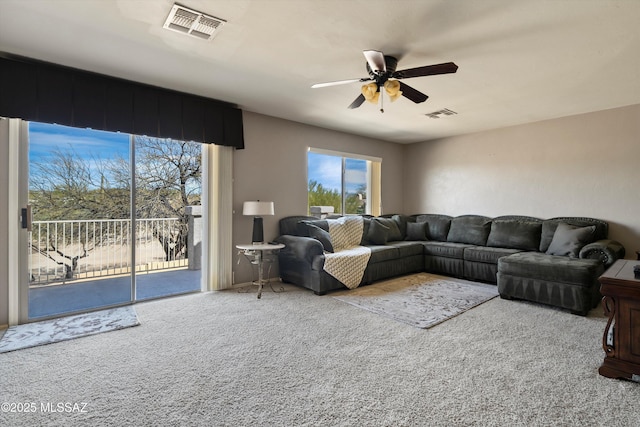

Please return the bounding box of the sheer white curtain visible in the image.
[203,144,234,291]
[370,161,382,216]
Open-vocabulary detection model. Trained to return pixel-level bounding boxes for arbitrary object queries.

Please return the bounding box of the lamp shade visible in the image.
[243,201,274,216]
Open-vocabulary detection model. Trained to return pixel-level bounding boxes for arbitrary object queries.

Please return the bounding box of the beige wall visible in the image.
[403,104,640,257]
[232,111,406,284]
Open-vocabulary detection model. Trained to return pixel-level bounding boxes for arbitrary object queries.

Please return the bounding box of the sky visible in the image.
[29,122,130,163]
[307,151,367,193]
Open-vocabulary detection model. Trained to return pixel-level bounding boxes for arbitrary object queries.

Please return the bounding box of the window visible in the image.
[307,148,381,217]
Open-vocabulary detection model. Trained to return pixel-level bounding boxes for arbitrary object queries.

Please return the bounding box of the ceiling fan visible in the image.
[311,50,458,112]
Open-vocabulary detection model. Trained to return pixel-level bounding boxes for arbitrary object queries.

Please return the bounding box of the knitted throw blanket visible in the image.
[323,216,371,289]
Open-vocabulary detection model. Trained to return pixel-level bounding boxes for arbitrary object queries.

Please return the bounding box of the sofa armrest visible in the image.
[579,239,626,267]
[274,235,324,264]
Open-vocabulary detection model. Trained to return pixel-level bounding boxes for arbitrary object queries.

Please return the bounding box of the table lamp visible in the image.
[243,201,275,244]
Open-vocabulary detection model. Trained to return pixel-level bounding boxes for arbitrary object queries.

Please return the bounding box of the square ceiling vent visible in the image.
[425,108,457,119]
[163,4,226,40]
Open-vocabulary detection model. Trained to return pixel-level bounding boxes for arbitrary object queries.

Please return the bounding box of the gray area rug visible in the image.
[0,306,140,353]
[332,273,499,328]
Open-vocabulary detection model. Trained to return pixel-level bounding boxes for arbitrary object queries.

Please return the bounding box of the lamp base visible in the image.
[252,217,264,244]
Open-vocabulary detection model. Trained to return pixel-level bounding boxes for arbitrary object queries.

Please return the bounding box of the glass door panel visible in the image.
[133,136,202,301]
[27,122,132,319]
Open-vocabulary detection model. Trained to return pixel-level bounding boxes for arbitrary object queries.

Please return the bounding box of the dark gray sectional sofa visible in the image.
[274,214,626,315]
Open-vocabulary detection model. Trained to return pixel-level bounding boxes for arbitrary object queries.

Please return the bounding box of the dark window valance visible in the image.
[0,54,244,148]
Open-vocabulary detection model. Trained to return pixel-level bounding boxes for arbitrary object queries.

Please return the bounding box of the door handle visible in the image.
[21,205,32,231]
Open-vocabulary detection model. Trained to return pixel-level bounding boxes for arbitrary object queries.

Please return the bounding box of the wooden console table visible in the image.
[599,259,640,381]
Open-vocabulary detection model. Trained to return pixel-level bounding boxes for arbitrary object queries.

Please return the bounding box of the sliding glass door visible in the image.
[25,122,202,321]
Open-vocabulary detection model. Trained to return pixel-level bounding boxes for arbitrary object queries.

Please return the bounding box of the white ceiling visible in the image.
[1,0,639,144]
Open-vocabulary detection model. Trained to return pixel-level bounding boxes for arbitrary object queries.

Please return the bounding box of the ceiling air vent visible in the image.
[163,4,226,40]
[425,108,457,119]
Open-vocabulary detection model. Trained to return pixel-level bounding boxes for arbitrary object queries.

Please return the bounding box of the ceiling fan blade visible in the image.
[398,82,428,103]
[392,62,458,79]
[363,50,386,74]
[311,78,368,88]
[348,94,366,109]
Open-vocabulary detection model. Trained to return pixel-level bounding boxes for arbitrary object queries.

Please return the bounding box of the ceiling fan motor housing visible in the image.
[367,55,398,84]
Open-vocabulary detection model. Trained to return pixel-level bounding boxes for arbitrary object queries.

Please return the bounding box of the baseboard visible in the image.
[0,324,8,331]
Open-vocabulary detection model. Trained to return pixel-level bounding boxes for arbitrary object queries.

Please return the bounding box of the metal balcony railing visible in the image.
[29,218,189,285]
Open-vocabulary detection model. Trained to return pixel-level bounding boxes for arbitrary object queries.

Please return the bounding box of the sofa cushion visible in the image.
[307,224,334,253]
[388,241,424,258]
[373,217,403,242]
[539,217,608,252]
[365,219,390,245]
[498,252,603,286]
[367,245,400,263]
[447,215,492,246]
[464,246,523,264]
[487,219,542,251]
[545,222,596,258]
[415,214,452,241]
[405,221,428,241]
[422,241,471,258]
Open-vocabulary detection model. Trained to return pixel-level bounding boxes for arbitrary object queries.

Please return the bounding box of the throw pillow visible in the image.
[372,217,403,241]
[545,222,596,257]
[360,217,372,245]
[392,214,408,238]
[307,224,334,253]
[405,221,428,241]
[366,219,390,245]
[297,219,328,237]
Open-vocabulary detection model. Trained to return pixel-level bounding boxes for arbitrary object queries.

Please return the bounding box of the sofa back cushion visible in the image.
[539,217,608,252]
[279,216,318,236]
[414,214,453,241]
[371,217,404,242]
[487,216,543,251]
[447,215,492,246]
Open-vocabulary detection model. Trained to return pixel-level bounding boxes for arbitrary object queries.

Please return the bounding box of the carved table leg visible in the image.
[599,296,621,379]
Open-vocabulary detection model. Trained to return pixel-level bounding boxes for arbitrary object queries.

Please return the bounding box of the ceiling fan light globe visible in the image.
[384,80,402,102]
[361,83,379,103]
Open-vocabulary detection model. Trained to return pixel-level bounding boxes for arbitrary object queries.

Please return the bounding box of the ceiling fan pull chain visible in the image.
[380,89,384,113]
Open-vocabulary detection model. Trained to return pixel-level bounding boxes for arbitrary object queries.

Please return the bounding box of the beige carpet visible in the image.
[332,273,499,328]
[1,279,640,426]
